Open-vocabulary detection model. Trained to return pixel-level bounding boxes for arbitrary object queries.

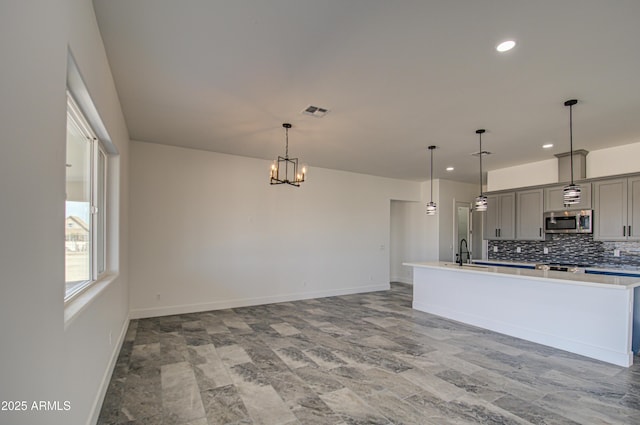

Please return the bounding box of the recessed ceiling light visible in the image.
[446,167,454,172]
[542,143,554,149]
[496,40,516,52]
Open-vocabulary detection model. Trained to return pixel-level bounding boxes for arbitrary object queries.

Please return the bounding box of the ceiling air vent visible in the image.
[471,151,492,157]
[302,105,329,118]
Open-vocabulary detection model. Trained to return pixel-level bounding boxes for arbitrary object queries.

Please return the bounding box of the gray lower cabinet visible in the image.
[485,193,515,240]
[544,183,592,211]
[516,189,544,240]
[594,177,640,241]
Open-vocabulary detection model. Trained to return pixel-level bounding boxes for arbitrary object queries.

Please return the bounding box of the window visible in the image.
[65,92,107,300]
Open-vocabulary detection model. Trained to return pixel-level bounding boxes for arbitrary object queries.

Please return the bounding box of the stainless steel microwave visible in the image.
[544,210,593,234]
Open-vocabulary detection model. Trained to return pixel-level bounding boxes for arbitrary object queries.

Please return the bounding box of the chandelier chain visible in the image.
[430,148,434,201]
[569,102,574,184]
[479,131,483,196]
[285,126,289,159]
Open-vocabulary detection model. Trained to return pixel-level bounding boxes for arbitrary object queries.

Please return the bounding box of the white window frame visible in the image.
[65,91,108,301]
[95,144,107,277]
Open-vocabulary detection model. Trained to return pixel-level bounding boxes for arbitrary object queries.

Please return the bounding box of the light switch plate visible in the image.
[543,247,549,254]
[614,249,621,257]
[493,246,498,253]
[516,247,521,253]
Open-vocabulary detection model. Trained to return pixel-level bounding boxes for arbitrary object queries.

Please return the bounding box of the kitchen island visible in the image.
[403,261,640,367]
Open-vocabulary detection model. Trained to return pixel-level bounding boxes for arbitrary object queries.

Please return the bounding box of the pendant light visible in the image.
[474,129,488,211]
[563,99,581,205]
[270,123,307,187]
[426,145,437,215]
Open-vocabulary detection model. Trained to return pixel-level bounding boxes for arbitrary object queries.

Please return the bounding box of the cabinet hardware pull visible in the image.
[624,226,626,236]
[629,225,632,237]
[539,228,542,237]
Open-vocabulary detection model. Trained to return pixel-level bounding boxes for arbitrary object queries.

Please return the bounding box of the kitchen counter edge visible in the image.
[403,261,640,289]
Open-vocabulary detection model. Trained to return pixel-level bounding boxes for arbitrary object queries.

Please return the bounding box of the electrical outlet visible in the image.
[493,246,498,253]
[614,249,621,257]
[543,247,549,254]
[516,247,521,253]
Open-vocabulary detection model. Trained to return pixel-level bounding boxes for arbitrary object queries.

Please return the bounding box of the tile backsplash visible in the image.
[487,234,640,269]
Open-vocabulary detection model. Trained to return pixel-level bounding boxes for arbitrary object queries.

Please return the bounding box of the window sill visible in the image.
[64,273,118,329]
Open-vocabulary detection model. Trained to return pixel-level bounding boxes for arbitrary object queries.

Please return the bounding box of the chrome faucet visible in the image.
[458,238,470,266]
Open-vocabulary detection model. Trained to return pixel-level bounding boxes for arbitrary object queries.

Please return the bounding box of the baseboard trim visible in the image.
[87,315,130,425]
[391,276,413,285]
[130,284,390,319]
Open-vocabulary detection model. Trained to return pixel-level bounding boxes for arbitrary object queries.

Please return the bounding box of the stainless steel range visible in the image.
[535,263,587,273]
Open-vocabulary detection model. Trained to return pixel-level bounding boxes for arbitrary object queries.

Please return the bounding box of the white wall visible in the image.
[487,159,558,192]
[487,141,640,191]
[390,178,474,282]
[587,141,640,179]
[390,200,434,284]
[130,142,421,318]
[0,2,130,425]
[432,179,478,261]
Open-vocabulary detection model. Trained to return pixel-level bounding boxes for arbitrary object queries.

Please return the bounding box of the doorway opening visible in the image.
[454,201,472,263]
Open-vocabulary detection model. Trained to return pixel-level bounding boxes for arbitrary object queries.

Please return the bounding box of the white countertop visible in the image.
[475,259,640,274]
[403,261,640,289]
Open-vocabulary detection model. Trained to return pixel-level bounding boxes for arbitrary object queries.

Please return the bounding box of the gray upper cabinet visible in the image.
[629,176,640,240]
[484,193,515,240]
[516,189,544,240]
[594,177,640,241]
[483,173,640,242]
[485,196,499,240]
[544,183,592,211]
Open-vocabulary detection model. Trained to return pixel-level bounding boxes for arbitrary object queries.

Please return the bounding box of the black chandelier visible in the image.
[270,123,306,187]
[426,146,437,215]
[474,129,488,211]
[563,99,581,205]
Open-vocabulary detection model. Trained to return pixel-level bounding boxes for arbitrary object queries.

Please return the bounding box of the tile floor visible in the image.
[98,283,640,424]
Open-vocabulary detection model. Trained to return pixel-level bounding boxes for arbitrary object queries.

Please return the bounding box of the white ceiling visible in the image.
[93,0,640,183]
